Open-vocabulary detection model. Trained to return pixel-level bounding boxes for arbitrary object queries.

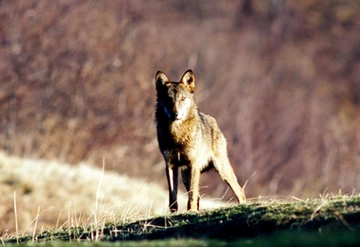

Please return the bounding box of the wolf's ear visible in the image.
[180,69,195,93]
[155,71,169,88]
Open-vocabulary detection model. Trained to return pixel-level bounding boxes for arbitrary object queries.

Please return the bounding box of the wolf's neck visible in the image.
[169,107,199,140]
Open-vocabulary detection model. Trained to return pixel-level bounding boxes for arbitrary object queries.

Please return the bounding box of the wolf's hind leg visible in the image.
[215,159,246,203]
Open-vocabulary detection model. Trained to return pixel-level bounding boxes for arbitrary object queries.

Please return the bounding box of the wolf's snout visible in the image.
[172,105,179,120]
[171,112,180,121]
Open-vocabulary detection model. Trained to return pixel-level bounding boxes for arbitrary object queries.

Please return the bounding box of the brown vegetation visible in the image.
[1,0,359,203]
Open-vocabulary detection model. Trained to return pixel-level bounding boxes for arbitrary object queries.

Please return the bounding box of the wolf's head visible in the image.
[155,70,195,121]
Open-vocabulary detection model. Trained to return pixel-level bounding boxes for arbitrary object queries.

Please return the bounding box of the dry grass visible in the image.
[0,152,226,237]
[0,151,168,235]
[4,193,360,245]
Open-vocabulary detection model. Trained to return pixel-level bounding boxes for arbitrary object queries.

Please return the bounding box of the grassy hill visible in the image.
[4,195,360,246]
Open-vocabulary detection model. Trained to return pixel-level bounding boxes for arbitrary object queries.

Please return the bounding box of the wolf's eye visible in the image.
[180,96,186,101]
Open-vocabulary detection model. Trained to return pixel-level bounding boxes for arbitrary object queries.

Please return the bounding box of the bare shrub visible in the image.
[0,0,359,206]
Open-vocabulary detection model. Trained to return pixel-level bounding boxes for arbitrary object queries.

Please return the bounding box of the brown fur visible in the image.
[155,69,246,212]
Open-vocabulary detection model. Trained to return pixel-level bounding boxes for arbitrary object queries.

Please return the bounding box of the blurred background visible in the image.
[1,0,360,233]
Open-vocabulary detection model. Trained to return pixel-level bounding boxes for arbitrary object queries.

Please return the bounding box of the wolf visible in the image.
[155,69,246,212]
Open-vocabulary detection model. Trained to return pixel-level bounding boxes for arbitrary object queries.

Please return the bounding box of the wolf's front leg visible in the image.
[184,166,200,211]
[165,165,178,212]
[181,168,199,211]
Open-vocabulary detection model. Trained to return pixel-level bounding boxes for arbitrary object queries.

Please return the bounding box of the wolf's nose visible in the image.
[173,112,179,118]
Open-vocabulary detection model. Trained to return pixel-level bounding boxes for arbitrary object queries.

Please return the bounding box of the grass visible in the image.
[1,153,360,246]
[3,194,360,246]
[1,153,359,246]
[0,151,169,235]
[0,151,226,244]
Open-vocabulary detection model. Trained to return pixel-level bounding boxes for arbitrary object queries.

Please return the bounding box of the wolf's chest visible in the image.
[167,149,191,168]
